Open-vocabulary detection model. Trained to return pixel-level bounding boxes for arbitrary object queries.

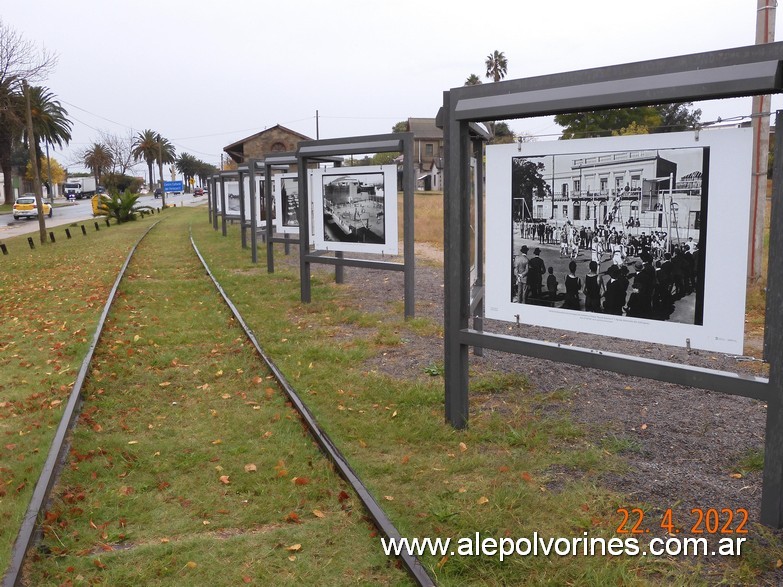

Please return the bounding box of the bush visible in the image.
[99,191,154,223]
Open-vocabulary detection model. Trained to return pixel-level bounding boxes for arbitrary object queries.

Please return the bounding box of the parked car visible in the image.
[193,187,204,196]
[13,194,52,220]
[154,188,162,198]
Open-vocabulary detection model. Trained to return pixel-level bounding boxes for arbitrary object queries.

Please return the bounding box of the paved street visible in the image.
[0,192,208,240]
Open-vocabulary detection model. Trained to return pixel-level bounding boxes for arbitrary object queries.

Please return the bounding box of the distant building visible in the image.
[397,118,443,191]
[223,124,313,166]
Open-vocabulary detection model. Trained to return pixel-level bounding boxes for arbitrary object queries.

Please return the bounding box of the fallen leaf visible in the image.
[391,410,397,418]
[285,512,301,524]
[384,495,394,501]
[262,431,273,439]
[127,441,138,445]
[159,382,171,387]
[293,477,310,486]
[186,561,197,569]
[730,473,743,479]
[286,544,302,551]
[640,423,648,430]
[401,455,410,465]
[242,576,252,584]
[312,509,325,518]
[212,439,222,445]
[215,370,224,377]
[437,555,449,569]
[337,491,350,503]
[288,555,296,561]
[459,442,467,452]
[219,475,230,485]
[477,496,489,505]
[244,464,257,473]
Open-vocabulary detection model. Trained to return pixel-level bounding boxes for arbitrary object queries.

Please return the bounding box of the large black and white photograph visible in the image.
[485,129,752,354]
[224,180,241,217]
[274,173,300,234]
[311,165,398,255]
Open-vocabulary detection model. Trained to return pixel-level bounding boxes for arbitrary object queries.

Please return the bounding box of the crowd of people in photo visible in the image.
[514,221,700,321]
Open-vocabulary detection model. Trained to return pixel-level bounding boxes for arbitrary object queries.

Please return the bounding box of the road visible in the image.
[0,192,208,240]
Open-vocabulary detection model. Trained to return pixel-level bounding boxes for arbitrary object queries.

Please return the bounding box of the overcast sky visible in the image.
[5,0,781,178]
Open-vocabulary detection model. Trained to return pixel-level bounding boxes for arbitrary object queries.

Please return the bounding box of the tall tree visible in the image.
[0,19,57,204]
[132,129,160,188]
[154,134,176,207]
[392,120,408,133]
[99,130,136,175]
[175,152,199,190]
[512,158,550,221]
[25,85,71,197]
[464,74,482,86]
[555,104,701,139]
[484,50,508,83]
[83,142,112,184]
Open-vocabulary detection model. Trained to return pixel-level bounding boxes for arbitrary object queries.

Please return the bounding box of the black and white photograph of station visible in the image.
[484,129,752,355]
[509,144,708,325]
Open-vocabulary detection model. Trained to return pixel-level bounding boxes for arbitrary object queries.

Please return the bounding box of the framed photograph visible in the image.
[241,176,270,229]
[225,180,241,217]
[485,128,752,354]
[273,173,301,235]
[311,165,398,255]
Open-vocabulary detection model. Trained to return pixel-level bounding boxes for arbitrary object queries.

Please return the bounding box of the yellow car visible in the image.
[13,194,52,220]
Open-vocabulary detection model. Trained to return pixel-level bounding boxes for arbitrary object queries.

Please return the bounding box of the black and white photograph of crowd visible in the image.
[510,145,707,325]
[320,172,386,244]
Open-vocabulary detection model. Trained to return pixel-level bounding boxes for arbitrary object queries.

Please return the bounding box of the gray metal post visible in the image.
[248,160,258,263]
[298,163,312,303]
[443,91,471,429]
[207,176,213,226]
[211,176,219,231]
[335,251,344,283]
[264,162,275,272]
[239,169,248,249]
[220,175,227,237]
[403,133,416,318]
[761,111,783,527]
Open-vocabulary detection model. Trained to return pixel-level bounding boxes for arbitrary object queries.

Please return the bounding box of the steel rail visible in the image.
[3,221,161,587]
[189,231,435,587]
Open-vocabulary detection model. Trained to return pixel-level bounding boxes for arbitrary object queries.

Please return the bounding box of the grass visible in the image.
[1,203,781,585]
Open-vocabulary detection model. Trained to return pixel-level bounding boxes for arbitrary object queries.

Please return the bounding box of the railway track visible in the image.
[3,217,432,586]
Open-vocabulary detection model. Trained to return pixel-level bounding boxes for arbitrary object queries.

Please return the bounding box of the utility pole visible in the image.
[23,80,47,244]
[316,109,320,140]
[749,0,777,281]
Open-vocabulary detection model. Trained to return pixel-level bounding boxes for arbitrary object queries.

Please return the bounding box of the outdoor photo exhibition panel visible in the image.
[485,129,751,355]
[296,133,415,318]
[442,42,783,527]
[311,164,398,255]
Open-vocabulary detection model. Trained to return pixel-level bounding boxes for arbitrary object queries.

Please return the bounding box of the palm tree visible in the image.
[485,50,508,83]
[154,134,176,207]
[464,74,482,86]
[175,152,199,191]
[26,85,71,197]
[0,79,22,205]
[83,142,112,185]
[132,129,159,190]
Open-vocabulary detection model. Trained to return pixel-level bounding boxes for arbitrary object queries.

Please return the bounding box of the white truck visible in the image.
[63,177,98,200]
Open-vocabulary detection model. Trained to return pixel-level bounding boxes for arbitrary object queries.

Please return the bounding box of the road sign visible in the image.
[164,181,183,193]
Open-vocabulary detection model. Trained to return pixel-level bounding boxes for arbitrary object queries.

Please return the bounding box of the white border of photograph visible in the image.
[241,175,269,229]
[310,165,398,255]
[225,179,241,217]
[485,128,752,355]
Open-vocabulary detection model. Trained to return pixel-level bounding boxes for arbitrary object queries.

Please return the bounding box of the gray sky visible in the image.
[5,0,781,177]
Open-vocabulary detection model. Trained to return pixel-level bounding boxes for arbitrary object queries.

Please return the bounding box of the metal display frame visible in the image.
[296,133,416,318]
[442,42,783,527]
[263,153,300,272]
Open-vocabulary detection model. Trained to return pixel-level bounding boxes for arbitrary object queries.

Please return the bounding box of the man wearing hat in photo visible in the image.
[515,245,529,303]
[528,247,546,299]
[627,255,655,318]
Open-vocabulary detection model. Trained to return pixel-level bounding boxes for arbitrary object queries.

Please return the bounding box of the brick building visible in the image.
[223,124,313,165]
